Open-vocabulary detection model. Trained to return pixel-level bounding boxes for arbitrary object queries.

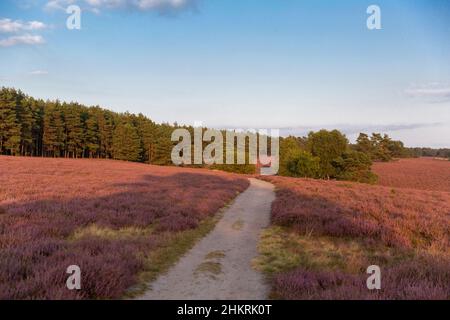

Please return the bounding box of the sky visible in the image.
[0,0,449,147]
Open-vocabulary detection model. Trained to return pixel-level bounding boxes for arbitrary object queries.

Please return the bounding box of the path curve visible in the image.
[138,178,275,300]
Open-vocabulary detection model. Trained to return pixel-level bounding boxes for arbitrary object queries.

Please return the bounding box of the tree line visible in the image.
[0,87,176,164]
[407,147,450,159]
[3,87,443,184]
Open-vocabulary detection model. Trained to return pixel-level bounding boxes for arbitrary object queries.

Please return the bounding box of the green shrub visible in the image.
[307,130,348,179]
[285,150,321,178]
[333,151,378,184]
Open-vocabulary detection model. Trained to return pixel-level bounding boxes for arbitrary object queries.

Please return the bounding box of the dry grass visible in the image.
[194,250,226,279]
[232,219,244,231]
[70,224,154,241]
[194,262,223,278]
[205,250,226,260]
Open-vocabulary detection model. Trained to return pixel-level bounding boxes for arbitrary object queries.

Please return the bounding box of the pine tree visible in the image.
[112,120,142,162]
[16,93,34,156]
[30,99,45,156]
[151,124,174,165]
[43,103,56,157]
[43,102,65,157]
[85,109,100,158]
[0,88,21,155]
[355,133,373,157]
[64,103,83,158]
[98,110,114,159]
[136,113,157,163]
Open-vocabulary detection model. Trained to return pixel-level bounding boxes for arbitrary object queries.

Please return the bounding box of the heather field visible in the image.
[0,156,249,299]
[257,175,450,299]
[373,157,450,192]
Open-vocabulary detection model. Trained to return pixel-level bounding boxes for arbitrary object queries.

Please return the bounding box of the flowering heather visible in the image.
[373,158,450,192]
[259,173,450,299]
[262,176,450,250]
[0,156,249,299]
[272,255,450,300]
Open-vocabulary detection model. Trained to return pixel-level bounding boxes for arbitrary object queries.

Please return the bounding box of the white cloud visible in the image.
[0,18,47,47]
[0,34,45,47]
[45,0,77,11]
[29,70,49,75]
[45,0,197,13]
[135,0,193,10]
[0,18,47,33]
[84,0,124,8]
[405,83,450,102]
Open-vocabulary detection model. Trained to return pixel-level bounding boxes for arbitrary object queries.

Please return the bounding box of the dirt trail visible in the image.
[138,178,275,300]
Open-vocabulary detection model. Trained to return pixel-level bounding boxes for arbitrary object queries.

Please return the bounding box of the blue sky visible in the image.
[1,0,449,147]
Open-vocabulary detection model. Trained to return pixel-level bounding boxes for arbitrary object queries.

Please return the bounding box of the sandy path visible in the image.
[137,178,275,300]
